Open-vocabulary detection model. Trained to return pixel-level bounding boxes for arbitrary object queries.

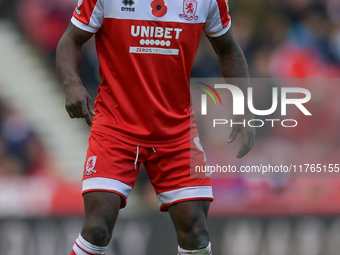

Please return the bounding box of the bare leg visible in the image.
[80,191,122,246]
[168,200,210,250]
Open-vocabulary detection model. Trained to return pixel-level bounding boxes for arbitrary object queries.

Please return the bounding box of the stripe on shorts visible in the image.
[82,177,132,198]
[157,186,213,207]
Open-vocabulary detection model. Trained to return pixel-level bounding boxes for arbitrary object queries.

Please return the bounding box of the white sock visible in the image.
[178,242,212,255]
[72,234,108,255]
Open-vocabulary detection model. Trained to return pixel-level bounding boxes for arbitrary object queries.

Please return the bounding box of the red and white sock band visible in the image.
[178,242,212,255]
[72,234,108,255]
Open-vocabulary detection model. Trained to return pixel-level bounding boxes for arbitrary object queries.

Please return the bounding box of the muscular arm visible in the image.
[56,23,96,126]
[208,29,249,79]
[208,29,255,158]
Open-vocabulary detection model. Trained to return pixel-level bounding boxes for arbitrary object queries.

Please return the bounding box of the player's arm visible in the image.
[207,29,255,158]
[56,23,95,127]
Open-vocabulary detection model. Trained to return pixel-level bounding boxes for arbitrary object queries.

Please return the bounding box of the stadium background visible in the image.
[0,0,340,254]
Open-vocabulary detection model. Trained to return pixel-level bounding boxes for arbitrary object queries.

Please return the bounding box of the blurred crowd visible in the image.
[240,0,340,78]
[192,0,340,78]
[0,0,339,214]
[2,0,339,95]
[0,96,50,177]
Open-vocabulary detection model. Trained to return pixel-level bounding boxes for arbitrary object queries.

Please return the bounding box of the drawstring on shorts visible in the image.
[134,146,156,169]
[134,146,140,169]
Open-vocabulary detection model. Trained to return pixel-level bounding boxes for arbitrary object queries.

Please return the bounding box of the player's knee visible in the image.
[177,224,209,249]
[82,221,112,246]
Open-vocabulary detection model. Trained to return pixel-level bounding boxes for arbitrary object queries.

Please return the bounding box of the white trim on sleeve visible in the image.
[82,177,133,198]
[205,19,231,37]
[71,16,98,33]
[157,186,213,208]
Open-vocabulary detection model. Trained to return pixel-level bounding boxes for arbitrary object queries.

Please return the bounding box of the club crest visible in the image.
[179,0,198,21]
[84,156,98,176]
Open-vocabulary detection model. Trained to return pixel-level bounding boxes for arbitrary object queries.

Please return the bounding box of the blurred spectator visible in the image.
[0,97,50,177]
[16,0,100,99]
[17,0,75,57]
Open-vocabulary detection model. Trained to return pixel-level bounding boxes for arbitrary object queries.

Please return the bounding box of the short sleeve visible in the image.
[204,0,231,37]
[71,0,104,33]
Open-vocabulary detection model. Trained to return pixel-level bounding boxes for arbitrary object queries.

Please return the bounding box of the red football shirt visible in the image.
[72,0,231,147]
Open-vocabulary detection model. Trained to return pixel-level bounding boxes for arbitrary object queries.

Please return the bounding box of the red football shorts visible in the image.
[82,131,213,211]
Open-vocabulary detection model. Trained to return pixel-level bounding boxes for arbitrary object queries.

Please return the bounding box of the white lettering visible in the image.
[174,28,183,39]
[248,87,278,115]
[212,118,299,127]
[141,26,150,37]
[281,88,312,116]
[200,85,311,116]
[281,119,298,127]
[154,27,164,38]
[230,119,246,127]
[248,119,264,128]
[164,28,173,39]
[130,26,182,39]
[201,94,207,115]
[265,119,280,127]
[213,119,228,127]
[214,84,245,115]
[131,25,140,37]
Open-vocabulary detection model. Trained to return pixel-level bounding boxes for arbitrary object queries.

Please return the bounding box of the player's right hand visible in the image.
[228,114,256,158]
[65,83,96,127]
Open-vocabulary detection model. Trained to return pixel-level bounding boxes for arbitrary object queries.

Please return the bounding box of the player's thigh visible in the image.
[145,137,213,212]
[83,131,141,209]
[83,191,122,227]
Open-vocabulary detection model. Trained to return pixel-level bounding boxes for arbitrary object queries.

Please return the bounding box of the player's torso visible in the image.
[74,0,229,145]
[94,0,212,59]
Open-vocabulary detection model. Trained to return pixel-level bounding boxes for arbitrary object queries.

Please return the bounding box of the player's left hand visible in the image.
[228,114,256,158]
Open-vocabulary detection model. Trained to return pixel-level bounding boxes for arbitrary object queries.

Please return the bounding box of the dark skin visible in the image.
[56,24,95,127]
[56,23,254,250]
[81,192,210,249]
[208,31,256,159]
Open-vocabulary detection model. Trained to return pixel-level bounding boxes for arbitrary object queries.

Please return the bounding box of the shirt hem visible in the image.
[205,19,231,37]
[91,126,199,147]
[71,16,98,33]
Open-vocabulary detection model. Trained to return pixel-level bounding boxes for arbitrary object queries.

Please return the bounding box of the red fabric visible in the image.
[215,0,230,27]
[90,18,203,146]
[73,0,98,25]
[83,131,212,209]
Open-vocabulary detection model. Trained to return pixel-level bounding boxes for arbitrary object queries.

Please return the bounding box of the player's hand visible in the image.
[228,114,255,158]
[64,82,96,127]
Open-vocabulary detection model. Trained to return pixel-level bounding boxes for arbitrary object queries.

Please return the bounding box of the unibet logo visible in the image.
[131,25,183,39]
